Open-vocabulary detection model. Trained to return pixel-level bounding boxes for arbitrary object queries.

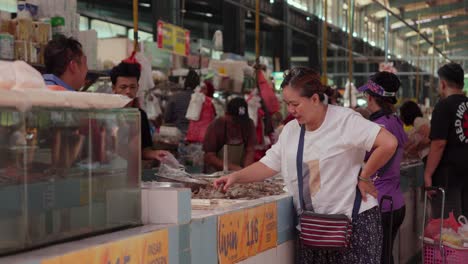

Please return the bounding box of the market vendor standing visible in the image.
[43,36,88,168]
[110,61,169,162]
[359,71,407,264]
[164,69,200,135]
[214,68,398,263]
[203,97,257,172]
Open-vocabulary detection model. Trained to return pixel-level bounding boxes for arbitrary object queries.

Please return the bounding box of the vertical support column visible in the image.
[321,0,328,84]
[308,39,320,70]
[273,0,291,70]
[222,1,245,55]
[151,0,180,41]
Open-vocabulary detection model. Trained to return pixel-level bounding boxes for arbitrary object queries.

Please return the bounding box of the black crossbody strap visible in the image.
[296,125,361,219]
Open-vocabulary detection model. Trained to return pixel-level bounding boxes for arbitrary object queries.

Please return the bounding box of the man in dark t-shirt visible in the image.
[424,63,468,218]
[203,97,257,172]
[110,62,169,162]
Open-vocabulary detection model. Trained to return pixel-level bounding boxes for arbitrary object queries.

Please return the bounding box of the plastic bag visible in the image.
[246,90,261,127]
[12,60,47,90]
[0,60,47,90]
[458,215,468,238]
[158,153,190,178]
[186,98,215,143]
[425,212,462,239]
[185,87,206,121]
[159,152,183,169]
[439,228,463,247]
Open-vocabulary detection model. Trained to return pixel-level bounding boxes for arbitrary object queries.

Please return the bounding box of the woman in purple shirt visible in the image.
[358,71,408,264]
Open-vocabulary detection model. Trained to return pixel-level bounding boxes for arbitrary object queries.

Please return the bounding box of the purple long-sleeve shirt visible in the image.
[366,114,408,212]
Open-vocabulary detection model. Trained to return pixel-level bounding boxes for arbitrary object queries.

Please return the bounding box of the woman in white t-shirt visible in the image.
[214,67,398,264]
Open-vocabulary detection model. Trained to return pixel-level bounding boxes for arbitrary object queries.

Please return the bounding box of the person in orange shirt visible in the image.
[43,36,88,91]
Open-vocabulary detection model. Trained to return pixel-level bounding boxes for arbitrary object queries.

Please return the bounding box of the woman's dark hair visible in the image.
[400,101,423,126]
[44,35,83,77]
[370,95,395,115]
[281,67,334,101]
[437,63,465,89]
[110,62,141,85]
[184,69,200,90]
[367,71,401,115]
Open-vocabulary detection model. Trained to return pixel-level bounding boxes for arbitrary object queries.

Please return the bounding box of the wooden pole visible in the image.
[321,0,328,85]
[415,14,421,102]
[347,0,355,106]
[133,0,139,51]
[430,28,436,105]
[255,0,260,61]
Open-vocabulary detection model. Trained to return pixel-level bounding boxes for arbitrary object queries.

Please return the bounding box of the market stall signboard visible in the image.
[157,20,190,57]
[218,202,278,264]
[41,228,169,264]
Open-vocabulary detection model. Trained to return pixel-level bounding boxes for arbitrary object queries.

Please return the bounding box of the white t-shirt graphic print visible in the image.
[260,105,381,218]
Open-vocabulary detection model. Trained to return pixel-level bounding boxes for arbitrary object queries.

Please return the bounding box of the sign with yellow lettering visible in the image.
[157,20,190,56]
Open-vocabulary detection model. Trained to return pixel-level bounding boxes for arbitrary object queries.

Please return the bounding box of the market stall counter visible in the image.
[0,106,142,256]
[393,159,425,264]
[0,169,296,264]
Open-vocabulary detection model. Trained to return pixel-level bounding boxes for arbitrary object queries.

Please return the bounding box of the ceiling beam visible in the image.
[398,15,468,34]
[364,0,428,14]
[444,42,468,51]
[419,35,468,49]
[406,24,468,41]
[388,2,467,24]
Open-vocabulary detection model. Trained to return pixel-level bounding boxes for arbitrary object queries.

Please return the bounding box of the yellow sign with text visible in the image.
[218,203,278,264]
[218,209,247,264]
[259,202,278,252]
[41,229,169,264]
[157,20,190,56]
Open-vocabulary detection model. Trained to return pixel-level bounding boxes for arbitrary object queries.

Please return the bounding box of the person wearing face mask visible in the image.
[110,62,169,163]
[214,67,398,263]
[358,71,408,264]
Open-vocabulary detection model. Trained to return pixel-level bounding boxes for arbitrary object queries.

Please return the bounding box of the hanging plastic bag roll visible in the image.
[185,87,206,121]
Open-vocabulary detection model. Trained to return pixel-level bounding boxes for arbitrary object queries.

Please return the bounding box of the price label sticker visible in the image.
[244,206,265,256]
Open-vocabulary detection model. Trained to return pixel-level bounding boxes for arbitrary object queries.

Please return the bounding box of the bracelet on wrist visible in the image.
[358,176,372,183]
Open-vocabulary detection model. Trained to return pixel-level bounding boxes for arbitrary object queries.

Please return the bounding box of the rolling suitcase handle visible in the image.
[421,186,446,264]
[380,195,394,264]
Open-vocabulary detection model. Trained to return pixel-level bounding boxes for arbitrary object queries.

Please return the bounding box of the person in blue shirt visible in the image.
[43,36,88,91]
[42,36,88,169]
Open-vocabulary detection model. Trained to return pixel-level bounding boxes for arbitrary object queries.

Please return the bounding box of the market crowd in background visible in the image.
[39,35,468,264]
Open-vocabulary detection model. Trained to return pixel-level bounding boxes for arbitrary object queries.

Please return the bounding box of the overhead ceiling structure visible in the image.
[360,0,468,60]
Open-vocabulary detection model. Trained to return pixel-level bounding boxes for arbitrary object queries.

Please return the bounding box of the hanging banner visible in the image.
[157,20,190,56]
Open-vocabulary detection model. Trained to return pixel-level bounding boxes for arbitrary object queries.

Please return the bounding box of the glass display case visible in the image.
[0,106,141,255]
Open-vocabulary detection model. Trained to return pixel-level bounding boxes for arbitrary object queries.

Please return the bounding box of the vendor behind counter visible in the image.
[203,97,257,173]
[110,61,169,163]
